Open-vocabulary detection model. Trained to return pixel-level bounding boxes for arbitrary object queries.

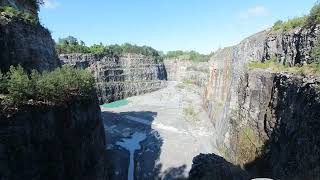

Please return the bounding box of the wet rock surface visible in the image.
[60,53,167,103]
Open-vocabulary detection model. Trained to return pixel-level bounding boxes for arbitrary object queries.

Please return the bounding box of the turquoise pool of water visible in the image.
[101,99,129,108]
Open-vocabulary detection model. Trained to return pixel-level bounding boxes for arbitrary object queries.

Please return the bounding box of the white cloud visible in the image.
[43,0,60,9]
[239,5,268,19]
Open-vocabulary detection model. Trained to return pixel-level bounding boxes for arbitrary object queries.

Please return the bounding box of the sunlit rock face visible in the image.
[60,53,168,103]
[201,25,320,179]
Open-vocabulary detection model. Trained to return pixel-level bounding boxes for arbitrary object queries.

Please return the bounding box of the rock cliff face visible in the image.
[60,53,167,103]
[163,59,209,89]
[0,11,60,72]
[201,25,320,179]
[0,96,108,180]
[0,1,108,179]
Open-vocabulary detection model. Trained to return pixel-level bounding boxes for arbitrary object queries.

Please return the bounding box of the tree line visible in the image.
[55,36,213,62]
[55,36,162,59]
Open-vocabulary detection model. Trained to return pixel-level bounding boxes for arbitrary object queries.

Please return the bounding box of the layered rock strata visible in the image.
[60,53,168,103]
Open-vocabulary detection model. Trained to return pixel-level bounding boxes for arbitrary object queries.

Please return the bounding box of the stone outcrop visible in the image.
[189,153,251,180]
[0,10,60,73]
[60,53,167,103]
[0,1,108,179]
[0,95,108,180]
[265,25,320,65]
[202,25,320,179]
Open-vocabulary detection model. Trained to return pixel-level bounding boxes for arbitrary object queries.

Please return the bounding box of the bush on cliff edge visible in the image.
[0,6,39,24]
[271,2,320,31]
[0,65,95,113]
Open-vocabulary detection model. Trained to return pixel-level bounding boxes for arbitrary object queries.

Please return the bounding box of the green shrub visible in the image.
[271,3,320,31]
[272,16,307,31]
[0,65,95,111]
[183,105,199,121]
[308,3,320,25]
[311,41,320,64]
[0,6,38,24]
[55,36,162,61]
[6,66,32,107]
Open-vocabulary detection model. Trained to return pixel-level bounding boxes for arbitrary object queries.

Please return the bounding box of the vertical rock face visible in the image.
[0,1,108,179]
[202,25,320,179]
[0,96,108,180]
[60,53,168,103]
[265,25,320,65]
[260,74,320,179]
[0,10,60,72]
[163,59,209,89]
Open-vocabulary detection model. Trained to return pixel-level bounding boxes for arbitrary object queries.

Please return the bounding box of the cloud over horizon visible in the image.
[239,5,268,19]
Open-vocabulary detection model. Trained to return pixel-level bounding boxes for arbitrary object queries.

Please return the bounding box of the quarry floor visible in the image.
[102,81,218,180]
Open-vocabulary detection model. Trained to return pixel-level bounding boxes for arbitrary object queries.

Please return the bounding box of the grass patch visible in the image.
[238,127,263,164]
[183,105,199,122]
[0,6,38,24]
[182,76,198,85]
[175,83,185,90]
[248,60,320,76]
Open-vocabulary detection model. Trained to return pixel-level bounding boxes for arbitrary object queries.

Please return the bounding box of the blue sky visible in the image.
[40,0,317,54]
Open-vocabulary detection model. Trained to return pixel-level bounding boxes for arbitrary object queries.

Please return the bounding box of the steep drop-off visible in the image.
[60,53,167,103]
[198,25,320,179]
[0,12,60,72]
[0,96,108,180]
[0,1,108,179]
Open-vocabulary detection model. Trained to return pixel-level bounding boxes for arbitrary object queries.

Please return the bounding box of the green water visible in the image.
[101,99,129,108]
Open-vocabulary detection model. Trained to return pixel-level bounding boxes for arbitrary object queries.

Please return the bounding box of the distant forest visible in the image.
[162,50,213,62]
[56,36,213,62]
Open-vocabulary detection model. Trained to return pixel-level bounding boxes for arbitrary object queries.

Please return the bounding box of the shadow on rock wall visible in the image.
[245,77,320,180]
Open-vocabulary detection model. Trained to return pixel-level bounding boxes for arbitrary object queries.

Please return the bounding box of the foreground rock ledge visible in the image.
[0,96,108,180]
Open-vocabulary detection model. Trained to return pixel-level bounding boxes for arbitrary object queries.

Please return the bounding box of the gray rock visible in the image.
[203,24,320,179]
[60,53,168,103]
[0,95,108,180]
[0,13,60,73]
[189,153,251,180]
